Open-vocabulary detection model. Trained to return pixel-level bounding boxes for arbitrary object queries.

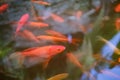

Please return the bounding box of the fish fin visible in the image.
[42,58,51,69]
[47,73,69,80]
[18,55,25,68]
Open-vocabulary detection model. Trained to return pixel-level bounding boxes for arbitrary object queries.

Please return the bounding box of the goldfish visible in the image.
[51,13,64,23]
[37,35,80,45]
[115,18,120,31]
[45,30,66,38]
[97,36,120,55]
[8,45,65,69]
[15,13,29,34]
[47,73,69,80]
[27,21,49,28]
[32,1,51,6]
[18,30,39,43]
[114,4,120,13]
[66,52,82,68]
[0,3,8,14]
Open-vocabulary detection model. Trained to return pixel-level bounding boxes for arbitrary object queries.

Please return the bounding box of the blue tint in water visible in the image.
[101,32,120,60]
[97,66,120,80]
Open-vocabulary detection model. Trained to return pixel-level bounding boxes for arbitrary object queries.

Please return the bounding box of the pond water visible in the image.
[0,0,120,80]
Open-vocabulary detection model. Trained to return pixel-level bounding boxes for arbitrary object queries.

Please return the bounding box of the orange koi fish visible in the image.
[37,35,80,45]
[19,30,39,43]
[114,4,120,13]
[32,1,51,6]
[45,30,66,38]
[66,53,82,68]
[51,13,64,23]
[47,73,69,80]
[9,45,65,68]
[0,3,8,14]
[115,18,120,31]
[97,36,120,55]
[16,13,29,34]
[27,21,49,28]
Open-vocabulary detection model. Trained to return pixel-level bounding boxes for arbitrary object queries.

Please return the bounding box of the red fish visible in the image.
[16,13,29,34]
[45,30,66,38]
[0,3,8,14]
[115,18,120,31]
[37,35,80,45]
[114,4,120,13]
[9,45,65,68]
[27,21,49,28]
[32,1,51,6]
[66,52,82,68]
[51,13,64,23]
[19,30,39,43]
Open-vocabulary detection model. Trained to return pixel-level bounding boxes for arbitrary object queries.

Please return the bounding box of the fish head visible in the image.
[48,45,66,56]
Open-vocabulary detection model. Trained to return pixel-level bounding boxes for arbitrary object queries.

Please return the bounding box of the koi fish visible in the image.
[32,1,51,6]
[115,18,120,31]
[47,73,69,80]
[8,45,65,69]
[51,13,64,23]
[37,35,80,45]
[45,30,66,38]
[66,53,82,68]
[0,3,8,14]
[114,4,120,13]
[15,13,29,34]
[27,21,49,28]
[19,30,39,43]
[97,36,120,55]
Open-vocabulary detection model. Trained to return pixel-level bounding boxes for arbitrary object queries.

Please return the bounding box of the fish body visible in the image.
[27,21,49,28]
[32,1,51,6]
[51,13,64,23]
[98,36,120,55]
[0,3,8,14]
[37,35,80,45]
[19,30,39,43]
[45,30,66,38]
[16,13,29,34]
[8,45,65,68]
[115,18,120,31]
[115,4,120,12]
[66,53,82,68]
[47,73,68,80]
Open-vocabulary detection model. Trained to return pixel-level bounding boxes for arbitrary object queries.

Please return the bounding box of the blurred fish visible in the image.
[27,21,49,28]
[37,35,80,45]
[32,1,51,6]
[114,4,120,12]
[97,36,120,55]
[115,18,120,31]
[18,30,39,43]
[15,13,29,34]
[0,3,8,14]
[75,10,82,19]
[8,45,65,69]
[66,52,82,69]
[45,30,66,38]
[51,13,64,23]
[47,73,68,80]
